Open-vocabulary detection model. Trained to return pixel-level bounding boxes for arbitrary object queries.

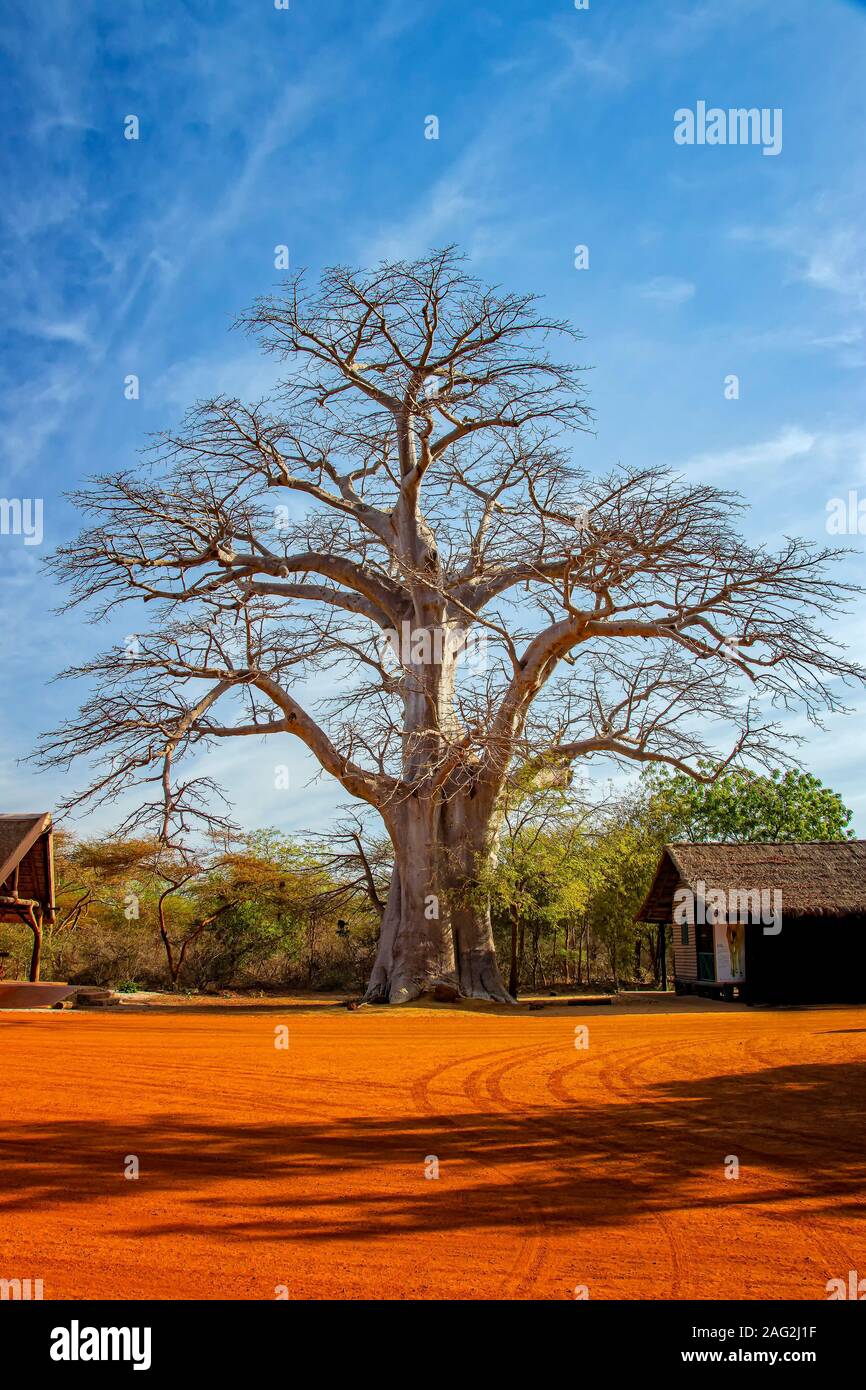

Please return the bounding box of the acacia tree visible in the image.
[38,249,864,1002]
[60,837,282,988]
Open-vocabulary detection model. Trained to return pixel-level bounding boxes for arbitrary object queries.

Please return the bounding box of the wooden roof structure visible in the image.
[0,809,56,975]
[0,813,55,918]
[637,840,866,923]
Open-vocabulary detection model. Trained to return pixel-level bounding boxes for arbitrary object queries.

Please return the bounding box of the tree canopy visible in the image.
[642,766,855,843]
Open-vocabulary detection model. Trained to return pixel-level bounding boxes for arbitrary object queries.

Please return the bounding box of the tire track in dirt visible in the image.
[588,1027,857,1297]
[600,1038,695,1296]
[448,1032,692,1298]
[411,1039,559,1298]
[724,1030,861,1284]
[598,1031,854,1296]
[460,1041,574,1297]
[546,1037,692,1297]
[9,1007,866,1299]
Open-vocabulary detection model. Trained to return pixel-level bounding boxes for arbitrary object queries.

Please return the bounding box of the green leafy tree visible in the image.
[642,766,854,843]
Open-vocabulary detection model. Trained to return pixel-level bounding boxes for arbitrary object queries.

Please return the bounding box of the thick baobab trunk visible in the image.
[364,798,459,1004]
[364,866,401,1003]
[450,893,512,1001]
[363,603,513,1003]
[363,793,513,1004]
[443,795,512,1003]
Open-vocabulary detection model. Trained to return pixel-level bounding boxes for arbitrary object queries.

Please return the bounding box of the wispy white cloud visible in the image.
[16,315,93,348]
[153,348,282,412]
[684,425,815,480]
[548,32,630,90]
[638,275,695,306]
[811,328,862,349]
[800,226,866,306]
[687,427,866,521]
[363,160,487,265]
[731,216,866,310]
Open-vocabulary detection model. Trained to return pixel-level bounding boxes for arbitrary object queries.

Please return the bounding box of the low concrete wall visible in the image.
[0,981,74,1009]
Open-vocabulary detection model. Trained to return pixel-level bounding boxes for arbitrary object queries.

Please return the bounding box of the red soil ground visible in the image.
[1,998,864,1300]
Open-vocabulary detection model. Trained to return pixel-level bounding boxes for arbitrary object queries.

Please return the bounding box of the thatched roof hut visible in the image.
[0,813,56,981]
[638,840,866,924]
[638,840,866,1003]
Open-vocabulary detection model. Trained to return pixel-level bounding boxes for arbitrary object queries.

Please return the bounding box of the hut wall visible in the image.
[673,917,698,983]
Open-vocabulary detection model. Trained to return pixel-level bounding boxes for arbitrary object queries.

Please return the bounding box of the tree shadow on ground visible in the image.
[1,1061,864,1243]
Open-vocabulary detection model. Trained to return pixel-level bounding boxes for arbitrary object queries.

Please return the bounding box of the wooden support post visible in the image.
[26,905,42,983]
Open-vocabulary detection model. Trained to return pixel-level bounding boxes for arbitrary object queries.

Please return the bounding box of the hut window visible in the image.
[680,922,689,945]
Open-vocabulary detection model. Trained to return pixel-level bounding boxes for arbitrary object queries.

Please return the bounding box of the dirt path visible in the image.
[1,1003,864,1299]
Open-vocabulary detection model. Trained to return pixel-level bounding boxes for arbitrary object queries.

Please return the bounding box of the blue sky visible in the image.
[2,0,865,836]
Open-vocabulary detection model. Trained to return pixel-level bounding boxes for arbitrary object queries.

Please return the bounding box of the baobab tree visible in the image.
[39,248,864,1002]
